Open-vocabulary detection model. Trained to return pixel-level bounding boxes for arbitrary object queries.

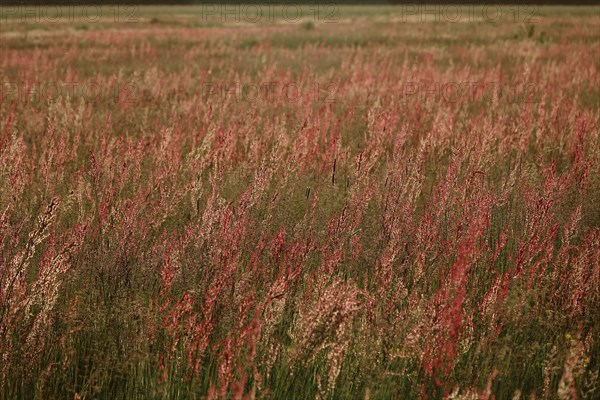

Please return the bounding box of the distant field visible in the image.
[1,5,599,400]
[1,5,599,27]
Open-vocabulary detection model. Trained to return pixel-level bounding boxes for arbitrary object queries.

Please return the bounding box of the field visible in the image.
[1,4,600,399]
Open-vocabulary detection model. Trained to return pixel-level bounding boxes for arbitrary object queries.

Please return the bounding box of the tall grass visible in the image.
[1,6,599,400]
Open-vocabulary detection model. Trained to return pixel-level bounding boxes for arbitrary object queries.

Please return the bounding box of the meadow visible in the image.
[1,4,599,399]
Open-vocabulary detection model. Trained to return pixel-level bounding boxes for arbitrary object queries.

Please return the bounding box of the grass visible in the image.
[0,4,599,400]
